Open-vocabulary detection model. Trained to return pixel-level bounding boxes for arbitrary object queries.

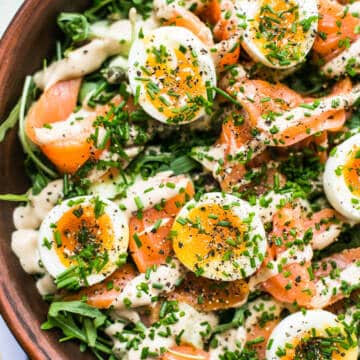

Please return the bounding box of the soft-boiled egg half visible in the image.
[38,196,129,286]
[171,192,267,281]
[266,310,358,360]
[324,133,360,221]
[128,26,216,125]
[238,0,318,69]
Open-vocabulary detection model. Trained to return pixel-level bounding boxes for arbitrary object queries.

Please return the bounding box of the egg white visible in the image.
[324,133,360,221]
[266,310,358,360]
[172,192,267,281]
[38,196,129,286]
[128,26,216,124]
[238,0,318,69]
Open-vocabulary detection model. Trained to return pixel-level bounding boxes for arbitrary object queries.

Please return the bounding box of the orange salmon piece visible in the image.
[129,180,195,273]
[246,319,280,359]
[213,0,239,41]
[162,345,209,360]
[25,79,82,144]
[64,264,137,309]
[170,271,248,311]
[229,78,352,147]
[25,78,94,174]
[260,205,339,307]
[314,0,360,60]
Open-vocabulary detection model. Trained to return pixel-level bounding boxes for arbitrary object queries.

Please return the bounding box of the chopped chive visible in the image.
[54,231,62,247]
[133,233,142,248]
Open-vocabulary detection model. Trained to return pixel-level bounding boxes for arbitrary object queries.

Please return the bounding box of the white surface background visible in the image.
[1,1,30,359]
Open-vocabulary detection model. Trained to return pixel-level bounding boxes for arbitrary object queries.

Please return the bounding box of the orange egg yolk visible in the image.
[252,0,306,65]
[54,205,114,269]
[277,328,354,360]
[143,46,206,124]
[343,147,360,197]
[172,203,247,274]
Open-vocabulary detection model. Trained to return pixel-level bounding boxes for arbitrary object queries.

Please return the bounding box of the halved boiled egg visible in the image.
[324,133,360,221]
[38,196,129,286]
[171,192,267,281]
[266,310,358,360]
[128,26,216,125]
[238,0,318,69]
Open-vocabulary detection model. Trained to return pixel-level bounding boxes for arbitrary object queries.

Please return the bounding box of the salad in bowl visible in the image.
[1,0,360,359]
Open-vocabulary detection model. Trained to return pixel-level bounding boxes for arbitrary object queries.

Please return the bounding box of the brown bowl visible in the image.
[0,1,95,359]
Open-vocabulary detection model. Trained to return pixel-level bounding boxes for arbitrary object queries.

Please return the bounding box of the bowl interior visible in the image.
[0,1,97,359]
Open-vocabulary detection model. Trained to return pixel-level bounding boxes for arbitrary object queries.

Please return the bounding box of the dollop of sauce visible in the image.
[11,180,63,294]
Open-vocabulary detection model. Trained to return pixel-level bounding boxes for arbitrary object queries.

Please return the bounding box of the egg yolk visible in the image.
[343,146,360,197]
[277,327,357,360]
[142,44,206,124]
[54,205,114,269]
[172,203,247,275]
[252,0,307,65]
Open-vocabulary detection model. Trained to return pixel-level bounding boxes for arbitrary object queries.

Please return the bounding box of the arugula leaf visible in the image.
[170,155,199,175]
[42,312,87,341]
[84,318,97,347]
[0,99,21,142]
[130,152,172,178]
[48,301,106,323]
[24,157,50,195]
[57,13,90,42]
[44,301,110,355]
[78,81,101,104]
[0,194,28,202]
[84,0,153,21]
[18,76,58,179]
[346,111,360,130]
[41,313,112,355]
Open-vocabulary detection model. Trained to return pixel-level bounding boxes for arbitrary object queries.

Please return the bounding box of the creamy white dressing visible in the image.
[87,146,143,186]
[154,0,214,46]
[105,321,126,339]
[36,273,57,296]
[34,109,94,144]
[311,263,360,308]
[107,302,217,359]
[311,222,342,250]
[249,245,313,291]
[111,260,185,309]
[209,326,246,360]
[174,303,218,349]
[29,180,64,221]
[322,38,360,78]
[255,191,294,224]
[108,54,129,70]
[11,180,63,294]
[11,230,44,275]
[192,135,267,186]
[34,39,123,90]
[192,144,226,176]
[117,171,191,217]
[119,331,173,359]
[13,204,41,230]
[110,308,142,324]
[34,16,159,90]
